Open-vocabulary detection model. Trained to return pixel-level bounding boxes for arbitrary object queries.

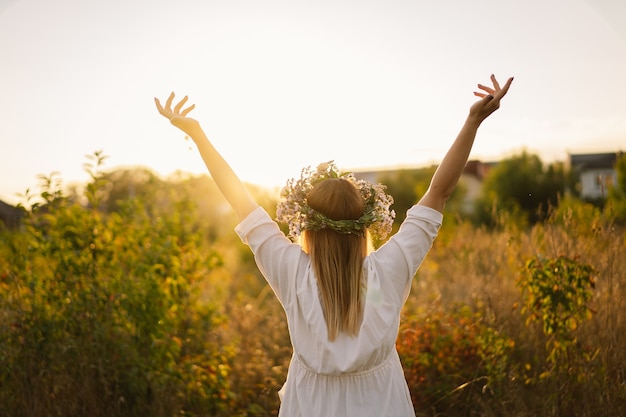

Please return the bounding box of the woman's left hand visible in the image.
[469,74,514,123]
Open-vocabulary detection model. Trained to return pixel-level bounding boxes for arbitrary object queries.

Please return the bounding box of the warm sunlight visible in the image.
[1,0,625,205]
[1,2,626,415]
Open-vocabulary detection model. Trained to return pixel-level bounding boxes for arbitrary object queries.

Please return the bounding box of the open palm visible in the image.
[154,92,200,134]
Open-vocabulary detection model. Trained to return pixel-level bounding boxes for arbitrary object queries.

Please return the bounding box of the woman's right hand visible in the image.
[155,92,201,135]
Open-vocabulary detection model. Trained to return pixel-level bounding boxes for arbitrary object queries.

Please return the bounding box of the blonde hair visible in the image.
[303,178,367,341]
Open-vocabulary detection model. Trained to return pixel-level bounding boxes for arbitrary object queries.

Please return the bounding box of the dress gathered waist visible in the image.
[293,352,394,378]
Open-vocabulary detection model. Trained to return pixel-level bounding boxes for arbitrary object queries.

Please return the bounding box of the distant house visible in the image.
[569,152,622,200]
[0,199,22,229]
[459,160,498,213]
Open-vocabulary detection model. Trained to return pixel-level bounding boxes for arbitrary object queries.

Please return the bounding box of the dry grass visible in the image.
[404,203,626,416]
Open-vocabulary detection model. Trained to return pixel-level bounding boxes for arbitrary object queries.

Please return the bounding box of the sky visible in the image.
[1,0,625,205]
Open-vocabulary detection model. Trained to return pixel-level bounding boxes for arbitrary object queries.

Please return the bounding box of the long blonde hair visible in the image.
[303,178,367,341]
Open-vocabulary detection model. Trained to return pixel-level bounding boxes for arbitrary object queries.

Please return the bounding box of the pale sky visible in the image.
[1,0,625,205]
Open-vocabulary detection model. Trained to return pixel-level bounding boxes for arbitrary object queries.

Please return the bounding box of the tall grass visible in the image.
[399,199,626,416]
[1,161,624,416]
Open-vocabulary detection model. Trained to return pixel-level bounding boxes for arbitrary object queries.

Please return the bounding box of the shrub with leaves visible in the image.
[0,152,232,417]
[397,304,514,415]
[517,254,597,415]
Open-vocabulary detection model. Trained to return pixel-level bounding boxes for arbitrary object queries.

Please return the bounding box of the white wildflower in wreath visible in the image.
[275,161,395,242]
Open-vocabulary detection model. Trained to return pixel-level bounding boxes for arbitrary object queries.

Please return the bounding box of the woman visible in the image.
[155,74,513,416]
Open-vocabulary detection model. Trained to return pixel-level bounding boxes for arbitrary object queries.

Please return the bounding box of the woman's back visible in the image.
[236,203,442,416]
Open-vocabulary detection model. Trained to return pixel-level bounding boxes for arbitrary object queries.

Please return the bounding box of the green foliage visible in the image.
[517,255,597,415]
[606,152,626,222]
[549,195,604,230]
[397,304,514,415]
[0,152,232,417]
[519,255,595,353]
[378,166,466,225]
[405,196,626,416]
[1,151,625,416]
[475,151,566,225]
[378,167,434,224]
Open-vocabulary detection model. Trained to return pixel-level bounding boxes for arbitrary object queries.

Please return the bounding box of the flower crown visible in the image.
[275,161,395,241]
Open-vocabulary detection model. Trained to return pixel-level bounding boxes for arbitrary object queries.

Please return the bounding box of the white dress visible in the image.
[235,204,442,417]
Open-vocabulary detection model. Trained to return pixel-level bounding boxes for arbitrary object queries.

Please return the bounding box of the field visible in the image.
[1,162,625,416]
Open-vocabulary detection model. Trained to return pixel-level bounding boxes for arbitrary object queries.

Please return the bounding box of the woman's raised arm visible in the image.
[419,74,514,213]
[155,93,259,221]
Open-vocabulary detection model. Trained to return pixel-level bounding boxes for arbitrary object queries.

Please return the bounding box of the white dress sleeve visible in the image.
[234,206,308,308]
[368,204,442,305]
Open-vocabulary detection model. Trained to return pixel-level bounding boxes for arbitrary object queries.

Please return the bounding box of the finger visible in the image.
[490,74,501,91]
[154,97,164,112]
[477,83,495,95]
[499,76,514,96]
[493,76,514,100]
[180,103,196,117]
[474,91,494,100]
[165,92,175,110]
[174,95,188,113]
[154,97,170,116]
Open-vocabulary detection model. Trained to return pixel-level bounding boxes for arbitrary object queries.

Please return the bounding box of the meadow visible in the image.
[1,155,624,416]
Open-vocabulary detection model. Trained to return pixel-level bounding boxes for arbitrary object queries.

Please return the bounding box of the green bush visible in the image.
[0,154,232,417]
[517,254,596,416]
